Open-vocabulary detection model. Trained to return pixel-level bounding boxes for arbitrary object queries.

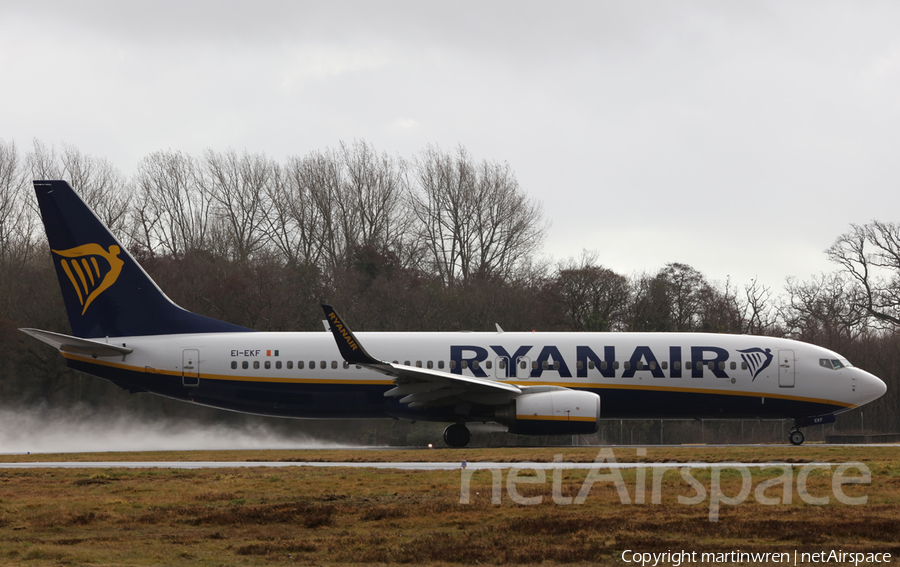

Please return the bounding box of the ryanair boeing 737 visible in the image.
[22,181,887,447]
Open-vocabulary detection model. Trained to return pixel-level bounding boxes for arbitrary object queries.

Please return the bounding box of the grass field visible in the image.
[0,445,898,566]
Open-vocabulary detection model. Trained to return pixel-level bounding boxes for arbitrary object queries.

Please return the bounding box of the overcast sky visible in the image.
[3,1,900,292]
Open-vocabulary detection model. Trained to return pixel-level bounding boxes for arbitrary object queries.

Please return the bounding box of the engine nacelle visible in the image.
[497,390,600,435]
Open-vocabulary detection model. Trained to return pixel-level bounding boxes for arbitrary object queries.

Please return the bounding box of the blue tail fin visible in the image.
[34,180,251,338]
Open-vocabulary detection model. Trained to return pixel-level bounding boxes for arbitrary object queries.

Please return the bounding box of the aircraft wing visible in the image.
[322,305,522,408]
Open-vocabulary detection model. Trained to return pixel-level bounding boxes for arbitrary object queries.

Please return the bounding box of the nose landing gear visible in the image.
[788,427,805,446]
[443,423,471,448]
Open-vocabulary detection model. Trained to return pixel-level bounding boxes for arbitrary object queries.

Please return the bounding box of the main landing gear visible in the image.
[443,423,471,448]
[788,427,805,446]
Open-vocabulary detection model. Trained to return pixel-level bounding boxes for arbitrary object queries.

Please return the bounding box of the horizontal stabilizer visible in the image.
[19,328,133,357]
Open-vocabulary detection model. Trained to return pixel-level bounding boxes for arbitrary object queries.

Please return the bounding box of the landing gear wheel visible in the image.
[443,423,471,448]
[789,429,805,446]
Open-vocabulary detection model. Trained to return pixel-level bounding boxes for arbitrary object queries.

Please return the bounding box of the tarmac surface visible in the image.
[0,460,843,470]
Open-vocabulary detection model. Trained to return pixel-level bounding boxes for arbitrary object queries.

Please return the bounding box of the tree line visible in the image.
[0,138,897,444]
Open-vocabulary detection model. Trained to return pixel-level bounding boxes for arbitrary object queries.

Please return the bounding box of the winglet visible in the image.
[321,304,381,365]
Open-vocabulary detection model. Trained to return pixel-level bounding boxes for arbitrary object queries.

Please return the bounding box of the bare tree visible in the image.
[339,140,414,265]
[204,149,274,262]
[267,142,414,272]
[131,150,214,256]
[551,251,629,331]
[828,221,900,328]
[780,273,868,346]
[661,263,708,331]
[0,140,36,265]
[743,277,777,335]
[409,145,547,286]
[264,154,330,268]
[26,141,131,235]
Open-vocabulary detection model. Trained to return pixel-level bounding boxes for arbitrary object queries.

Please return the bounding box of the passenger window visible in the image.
[461,361,468,370]
[404,360,410,366]
[613,361,619,370]
[416,361,422,368]
[242,361,248,370]
[265,361,271,369]
[231,361,237,370]
[553,361,560,370]
[674,361,681,371]
[343,361,350,369]
[624,361,631,370]
[588,361,595,370]
[450,361,456,370]
[331,361,337,369]
[520,360,527,370]
[741,362,747,370]
[600,361,607,370]
[661,361,668,370]
[472,360,479,370]
[253,361,260,370]
[577,361,584,370]
[275,360,281,369]
[320,361,326,369]
[309,361,314,369]
[730,362,736,370]
[636,361,643,370]
[542,361,549,370]
[685,361,692,370]
[287,361,293,369]
[427,361,433,369]
[498,359,506,369]
[298,361,304,369]
[718,362,725,371]
[486,361,492,369]
[439,361,445,369]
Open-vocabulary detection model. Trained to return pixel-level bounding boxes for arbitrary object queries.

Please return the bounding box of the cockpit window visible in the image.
[820,358,850,370]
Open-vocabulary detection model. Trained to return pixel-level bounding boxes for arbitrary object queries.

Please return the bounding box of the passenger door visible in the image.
[778,349,795,388]
[183,349,200,387]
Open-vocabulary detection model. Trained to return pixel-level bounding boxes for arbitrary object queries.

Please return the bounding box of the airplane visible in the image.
[22,180,887,447]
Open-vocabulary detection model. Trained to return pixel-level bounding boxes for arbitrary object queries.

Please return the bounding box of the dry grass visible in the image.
[0,446,897,565]
[0,443,898,464]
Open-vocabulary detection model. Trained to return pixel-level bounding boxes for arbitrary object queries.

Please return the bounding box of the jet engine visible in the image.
[495,390,600,435]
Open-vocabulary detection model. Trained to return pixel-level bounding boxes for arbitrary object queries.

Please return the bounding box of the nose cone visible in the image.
[857,369,887,405]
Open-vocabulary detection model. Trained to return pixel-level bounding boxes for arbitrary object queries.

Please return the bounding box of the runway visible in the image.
[0,460,842,470]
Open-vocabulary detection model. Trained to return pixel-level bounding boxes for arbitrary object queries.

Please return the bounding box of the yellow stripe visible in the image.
[81,258,95,286]
[517,415,596,422]
[61,352,394,386]
[70,259,90,296]
[60,353,855,408]
[505,379,855,408]
[59,260,84,305]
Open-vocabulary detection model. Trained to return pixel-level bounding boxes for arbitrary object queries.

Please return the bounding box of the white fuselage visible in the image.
[62,330,886,422]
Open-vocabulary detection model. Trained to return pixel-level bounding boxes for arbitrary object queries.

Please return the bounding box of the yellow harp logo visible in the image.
[53,244,125,315]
